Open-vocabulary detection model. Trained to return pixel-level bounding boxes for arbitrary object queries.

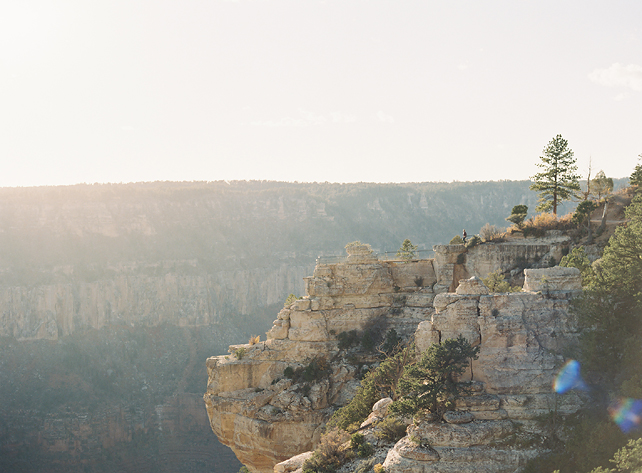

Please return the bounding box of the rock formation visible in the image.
[204,236,581,473]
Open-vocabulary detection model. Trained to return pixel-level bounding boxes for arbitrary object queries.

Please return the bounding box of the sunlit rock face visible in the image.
[386,267,583,473]
[204,239,581,473]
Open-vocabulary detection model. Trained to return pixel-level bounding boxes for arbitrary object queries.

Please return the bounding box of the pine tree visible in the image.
[530,134,581,215]
[506,204,528,229]
[389,336,479,417]
[396,239,417,260]
[577,193,642,386]
[630,155,642,188]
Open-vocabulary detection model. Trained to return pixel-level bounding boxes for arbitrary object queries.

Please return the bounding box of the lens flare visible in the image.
[609,398,642,433]
[553,360,586,394]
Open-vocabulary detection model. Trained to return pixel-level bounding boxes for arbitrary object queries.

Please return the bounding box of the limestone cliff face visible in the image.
[0,262,313,340]
[388,270,582,472]
[204,238,578,473]
[204,244,437,472]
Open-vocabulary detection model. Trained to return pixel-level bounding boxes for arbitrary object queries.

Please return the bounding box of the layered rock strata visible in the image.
[204,238,579,473]
[204,245,438,472]
[386,271,583,472]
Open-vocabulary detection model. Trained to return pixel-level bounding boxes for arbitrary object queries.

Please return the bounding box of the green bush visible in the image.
[285,358,331,384]
[350,432,365,449]
[375,416,407,443]
[464,235,482,248]
[284,293,301,307]
[559,246,594,286]
[506,204,528,229]
[389,336,479,418]
[361,330,375,352]
[283,366,295,379]
[357,441,375,458]
[302,429,349,473]
[355,458,377,473]
[328,347,412,431]
[337,330,359,350]
[449,235,464,244]
[481,270,521,293]
[379,329,402,356]
[234,347,246,360]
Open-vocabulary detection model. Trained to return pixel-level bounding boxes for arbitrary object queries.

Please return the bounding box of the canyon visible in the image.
[0,180,609,472]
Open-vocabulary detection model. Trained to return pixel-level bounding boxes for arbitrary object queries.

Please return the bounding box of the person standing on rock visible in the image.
[462,229,467,243]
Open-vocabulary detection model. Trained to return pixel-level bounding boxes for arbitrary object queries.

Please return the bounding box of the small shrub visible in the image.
[479,223,504,242]
[375,416,407,443]
[355,458,377,473]
[560,246,594,286]
[361,330,375,352]
[350,432,365,449]
[283,366,295,379]
[357,441,375,458]
[464,235,482,248]
[338,330,359,350]
[234,347,246,360]
[284,293,296,307]
[374,464,386,473]
[248,335,260,345]
[482,270,521,293]
[302,357,331,382]
[450,235,464,244]
[239,467,250,473]
[380,329,402,356]
[522,225,545,238]
[302,429,349,473]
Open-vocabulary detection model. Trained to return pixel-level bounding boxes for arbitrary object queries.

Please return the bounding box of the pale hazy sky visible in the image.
[1,1,640,187]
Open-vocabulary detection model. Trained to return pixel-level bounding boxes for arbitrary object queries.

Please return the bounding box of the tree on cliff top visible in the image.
[530,134,581,215]
[396,239,417,260]
[630,154,642,189]
[506,204,528,229]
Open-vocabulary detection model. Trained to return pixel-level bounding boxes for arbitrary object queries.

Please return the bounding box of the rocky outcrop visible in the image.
[204,239,582,473]
[204,245,438,472]
[385,268,583,472]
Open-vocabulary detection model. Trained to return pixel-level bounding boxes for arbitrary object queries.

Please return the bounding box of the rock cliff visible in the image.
[0,262,313,341]
[204,236,580,473]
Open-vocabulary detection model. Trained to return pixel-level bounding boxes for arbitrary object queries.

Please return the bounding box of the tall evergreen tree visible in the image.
[530,134,581,214]
[630,155,642,188]
[577,192,642,387]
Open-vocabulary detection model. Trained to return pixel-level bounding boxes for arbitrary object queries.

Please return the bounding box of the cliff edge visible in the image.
[204,237,583,473]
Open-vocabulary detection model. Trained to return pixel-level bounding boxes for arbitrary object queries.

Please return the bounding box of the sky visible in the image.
[1,0,641,187]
